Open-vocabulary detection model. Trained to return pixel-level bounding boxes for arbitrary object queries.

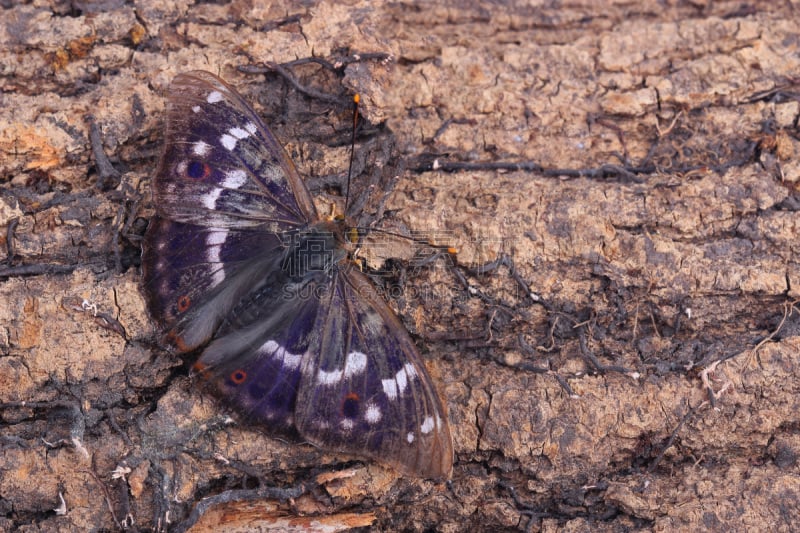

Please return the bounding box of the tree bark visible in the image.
[1,1,799,531]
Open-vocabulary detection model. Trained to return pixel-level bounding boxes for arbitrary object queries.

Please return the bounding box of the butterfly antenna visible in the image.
[344,93,359,216]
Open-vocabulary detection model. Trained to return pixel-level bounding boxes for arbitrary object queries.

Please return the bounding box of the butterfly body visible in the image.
[142,71,452,478]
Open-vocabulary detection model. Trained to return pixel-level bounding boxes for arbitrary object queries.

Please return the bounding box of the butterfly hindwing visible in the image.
[194,272,325,437]
[142,220,283,338]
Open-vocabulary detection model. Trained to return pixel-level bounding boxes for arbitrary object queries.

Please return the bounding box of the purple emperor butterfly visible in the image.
[141,71,453,478]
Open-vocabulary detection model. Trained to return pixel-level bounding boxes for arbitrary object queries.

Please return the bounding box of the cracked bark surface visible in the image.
[2,1,800,531]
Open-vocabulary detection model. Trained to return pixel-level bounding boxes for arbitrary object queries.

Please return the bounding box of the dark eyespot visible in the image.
[186,160,209,179]
[342,392,360,419]
[229,369,247,385]
[176,295,191,312]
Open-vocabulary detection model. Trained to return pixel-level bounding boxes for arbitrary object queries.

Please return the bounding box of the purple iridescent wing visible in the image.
[191,267,325,438]
[142,71,316,351]
[151,71,316,230]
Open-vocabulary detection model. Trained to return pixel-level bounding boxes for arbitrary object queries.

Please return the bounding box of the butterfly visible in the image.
[141,71,453,478]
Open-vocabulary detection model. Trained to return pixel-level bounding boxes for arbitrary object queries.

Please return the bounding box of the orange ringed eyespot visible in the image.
[177,295,191,313]
[230,369,247,384]
[186,160,210,180]
[342,392,360,418]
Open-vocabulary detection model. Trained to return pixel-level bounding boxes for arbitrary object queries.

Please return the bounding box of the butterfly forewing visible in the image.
[155,71,317,229]
[294,267,453,478]
[142,70,453,478]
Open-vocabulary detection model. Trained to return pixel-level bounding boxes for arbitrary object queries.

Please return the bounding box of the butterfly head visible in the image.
[331,213,361,245]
